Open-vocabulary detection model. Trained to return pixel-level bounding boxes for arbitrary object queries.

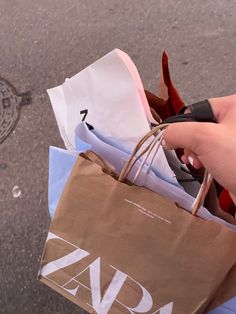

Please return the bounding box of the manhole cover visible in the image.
[0,77,31,143]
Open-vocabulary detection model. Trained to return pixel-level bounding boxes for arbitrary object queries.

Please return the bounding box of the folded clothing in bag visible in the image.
[48,122,236,232]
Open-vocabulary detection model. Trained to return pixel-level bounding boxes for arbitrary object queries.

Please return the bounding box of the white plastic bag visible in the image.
[48,49,177,184]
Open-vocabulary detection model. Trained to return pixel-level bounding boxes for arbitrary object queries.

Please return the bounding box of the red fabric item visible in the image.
[162,51,185,118]
[219,189,234,213]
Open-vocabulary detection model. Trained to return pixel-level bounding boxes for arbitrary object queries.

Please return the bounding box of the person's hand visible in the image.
[163,95,236,196]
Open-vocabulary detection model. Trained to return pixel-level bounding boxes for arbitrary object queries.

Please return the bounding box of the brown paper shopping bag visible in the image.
[206,263,236,312]
[39,150,236,314]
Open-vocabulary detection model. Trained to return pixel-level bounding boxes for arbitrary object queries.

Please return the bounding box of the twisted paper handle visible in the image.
[118,123,212,215]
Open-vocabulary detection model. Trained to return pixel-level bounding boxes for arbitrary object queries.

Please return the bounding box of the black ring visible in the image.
[160,99,217,125]
[189,99,217,123]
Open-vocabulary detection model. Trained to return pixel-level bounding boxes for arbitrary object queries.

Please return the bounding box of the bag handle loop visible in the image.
[118,123,212,215]
[80,151,116,177]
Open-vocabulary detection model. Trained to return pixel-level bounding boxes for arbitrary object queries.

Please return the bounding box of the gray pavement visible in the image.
[0,1,236,313]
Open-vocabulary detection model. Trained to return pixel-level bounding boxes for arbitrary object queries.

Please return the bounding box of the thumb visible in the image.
[163,122,216,154]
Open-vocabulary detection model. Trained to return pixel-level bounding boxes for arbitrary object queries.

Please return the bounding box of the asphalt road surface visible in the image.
[0,1,236,313]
